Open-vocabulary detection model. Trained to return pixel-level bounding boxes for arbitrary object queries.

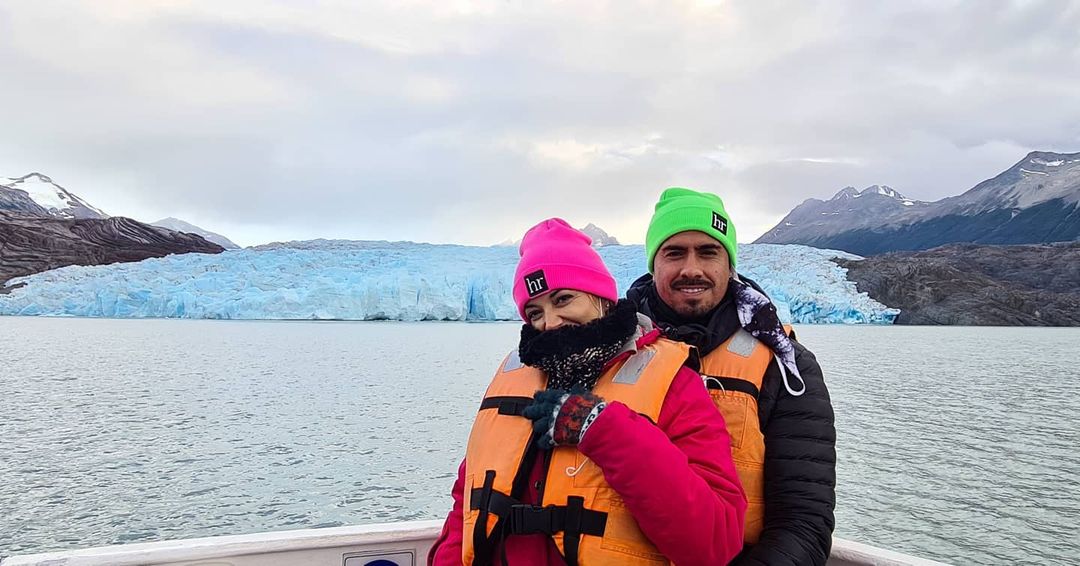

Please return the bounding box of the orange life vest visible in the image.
[698,326,790,544]
[462,337,690,566]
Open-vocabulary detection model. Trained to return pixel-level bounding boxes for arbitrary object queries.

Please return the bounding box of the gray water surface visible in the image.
[1,319,1077,564]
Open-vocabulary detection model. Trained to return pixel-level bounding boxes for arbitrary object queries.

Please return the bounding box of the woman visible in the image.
[429,218,746,566]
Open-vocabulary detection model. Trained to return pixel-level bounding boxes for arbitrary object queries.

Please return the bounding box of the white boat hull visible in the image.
[0,519,949,566]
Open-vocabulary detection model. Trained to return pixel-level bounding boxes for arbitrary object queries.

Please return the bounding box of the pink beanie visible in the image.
[512,218,618,320]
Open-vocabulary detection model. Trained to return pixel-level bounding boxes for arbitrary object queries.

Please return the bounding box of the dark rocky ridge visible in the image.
[1,210,224,290]
[836,243,1080,326]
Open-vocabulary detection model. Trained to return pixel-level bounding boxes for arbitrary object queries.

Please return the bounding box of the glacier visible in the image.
[0,241,899,324]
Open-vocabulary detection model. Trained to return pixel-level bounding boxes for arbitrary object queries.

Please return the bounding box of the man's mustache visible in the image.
[671,278,713,289]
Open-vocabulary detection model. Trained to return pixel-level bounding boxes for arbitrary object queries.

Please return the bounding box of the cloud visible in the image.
[1,0,1078,247]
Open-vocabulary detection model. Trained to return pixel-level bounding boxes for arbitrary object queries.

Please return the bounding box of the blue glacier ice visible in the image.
[0,241,899,324]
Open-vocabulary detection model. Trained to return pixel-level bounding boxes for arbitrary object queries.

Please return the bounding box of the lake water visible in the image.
[1,318,1077,564]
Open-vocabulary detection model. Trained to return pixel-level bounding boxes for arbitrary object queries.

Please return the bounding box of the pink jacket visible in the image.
[429,332,747,565]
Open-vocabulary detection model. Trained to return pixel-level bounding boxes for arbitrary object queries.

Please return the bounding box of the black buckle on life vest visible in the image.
[501,501,608,537]
[508,504,557,534]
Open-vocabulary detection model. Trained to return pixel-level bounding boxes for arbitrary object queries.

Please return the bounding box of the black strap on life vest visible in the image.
[471,470,499,566]
[703,374,761,398]
[562,496,590,566]
[479,396,533,416]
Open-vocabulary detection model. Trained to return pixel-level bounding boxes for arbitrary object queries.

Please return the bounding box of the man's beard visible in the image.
[674,299,714,319]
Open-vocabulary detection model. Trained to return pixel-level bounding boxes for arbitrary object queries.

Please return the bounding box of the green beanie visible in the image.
[646,187,737,273]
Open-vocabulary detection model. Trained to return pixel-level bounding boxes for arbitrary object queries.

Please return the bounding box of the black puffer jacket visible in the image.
[627,274,836,566]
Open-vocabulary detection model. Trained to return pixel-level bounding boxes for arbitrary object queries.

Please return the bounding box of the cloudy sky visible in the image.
[2,1,1078,247]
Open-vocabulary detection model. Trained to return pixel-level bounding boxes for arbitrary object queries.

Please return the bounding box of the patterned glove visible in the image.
[522,388,606,449]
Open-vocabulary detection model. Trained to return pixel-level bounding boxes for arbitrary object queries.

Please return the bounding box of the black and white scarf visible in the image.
[730,276,804,395]
[518,299,639,391]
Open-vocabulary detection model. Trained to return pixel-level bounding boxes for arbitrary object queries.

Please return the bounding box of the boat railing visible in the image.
[0,519,951,566]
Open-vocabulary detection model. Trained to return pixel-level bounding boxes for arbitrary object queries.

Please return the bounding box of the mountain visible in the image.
[1,211,225,290]
[0,176,241,250]
[152,217,240,250]
[0,174,226,288]
[580,223,620,246]
[0,173,108,219]
[755,151,1080,255]
[496,223,620,248]
[757,185,930,246]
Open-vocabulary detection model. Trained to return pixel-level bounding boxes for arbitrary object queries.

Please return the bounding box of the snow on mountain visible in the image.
[0,173,108,219]
[756,151,1080,255]
[0,241,898,324]
[855,185,916,205]
[152,217,240,250]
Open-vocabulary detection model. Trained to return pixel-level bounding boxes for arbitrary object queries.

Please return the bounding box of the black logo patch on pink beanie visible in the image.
[524,270,549,297]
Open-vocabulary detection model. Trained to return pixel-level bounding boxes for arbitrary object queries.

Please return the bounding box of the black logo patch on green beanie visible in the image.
[711,211,728,235]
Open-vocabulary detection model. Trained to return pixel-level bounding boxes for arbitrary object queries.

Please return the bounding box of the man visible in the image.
[627,187,836,565]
